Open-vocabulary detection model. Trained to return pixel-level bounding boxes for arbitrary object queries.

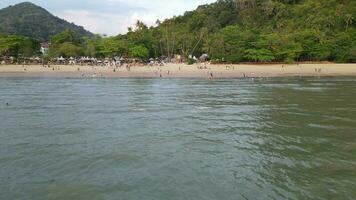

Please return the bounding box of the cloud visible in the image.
[59,9,161,35]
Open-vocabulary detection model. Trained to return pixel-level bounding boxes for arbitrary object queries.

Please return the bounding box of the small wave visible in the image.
[131,108,146,111]
[308,123,340,130]
[196,106,211,110]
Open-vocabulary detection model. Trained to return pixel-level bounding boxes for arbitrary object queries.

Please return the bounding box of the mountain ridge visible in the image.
[0,2,93,41]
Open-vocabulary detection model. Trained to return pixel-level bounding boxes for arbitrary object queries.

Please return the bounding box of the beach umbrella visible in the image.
[199,54,209,61]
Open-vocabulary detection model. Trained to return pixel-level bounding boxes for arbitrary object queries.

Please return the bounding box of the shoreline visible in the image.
[0,63,356,78]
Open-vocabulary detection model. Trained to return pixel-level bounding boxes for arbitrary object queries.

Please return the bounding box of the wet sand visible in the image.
[0,63,356,78]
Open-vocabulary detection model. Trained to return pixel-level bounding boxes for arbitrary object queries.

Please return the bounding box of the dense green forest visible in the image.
[0,2,93,41]
[0,34,40,59]
[0,0,355,63]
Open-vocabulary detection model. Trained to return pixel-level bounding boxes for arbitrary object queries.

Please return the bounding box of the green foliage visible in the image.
[208,25,258,62]
[83,36,99,57]
[50,29,82,46]
[244,49,275,62]
[0,34,40,58]
[331,28,356,63]
[49,29,83,57]
[295,30,331,61]
[97,37,128,57]
[129,45,149,60]
[56,42,82,57]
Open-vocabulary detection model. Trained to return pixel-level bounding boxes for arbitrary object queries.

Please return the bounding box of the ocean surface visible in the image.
[0,77,355,200]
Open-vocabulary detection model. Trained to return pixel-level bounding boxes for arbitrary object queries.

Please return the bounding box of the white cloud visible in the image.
[58,9,162,35]
[56,0,216,35]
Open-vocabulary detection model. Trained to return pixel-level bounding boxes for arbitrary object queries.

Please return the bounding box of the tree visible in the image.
[49,29,83,57]
[295,30,331,61]
[83,36,98,57]
[98,37,128,57]
[331,28,356,63]
[207,25,257,62]
[0,34,39,58]
[50,29,81,46]
[129,45,149,60]
[56,42,81,57]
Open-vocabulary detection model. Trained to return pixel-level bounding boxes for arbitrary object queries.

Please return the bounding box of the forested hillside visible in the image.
[117,0,355,63]
[0,2,93,41]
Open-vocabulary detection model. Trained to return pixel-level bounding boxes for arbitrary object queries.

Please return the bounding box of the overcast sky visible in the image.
[0,0,216,35]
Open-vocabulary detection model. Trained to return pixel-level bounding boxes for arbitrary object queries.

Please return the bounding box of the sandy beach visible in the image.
[0,63,356,78]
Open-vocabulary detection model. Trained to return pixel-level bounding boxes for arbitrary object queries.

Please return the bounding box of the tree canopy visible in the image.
[0,34,40,58]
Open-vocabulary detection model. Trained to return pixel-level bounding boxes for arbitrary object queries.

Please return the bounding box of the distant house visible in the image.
[40,42,49,55]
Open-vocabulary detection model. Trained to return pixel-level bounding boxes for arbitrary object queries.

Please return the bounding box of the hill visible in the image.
[146,0,356,62]
[109,0,355,63]
[0,2,93,41]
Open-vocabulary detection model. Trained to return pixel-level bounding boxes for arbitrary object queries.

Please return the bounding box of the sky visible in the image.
[0,0,216,35]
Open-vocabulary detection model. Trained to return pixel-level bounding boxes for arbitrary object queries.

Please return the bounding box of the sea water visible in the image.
[0,77,355,199]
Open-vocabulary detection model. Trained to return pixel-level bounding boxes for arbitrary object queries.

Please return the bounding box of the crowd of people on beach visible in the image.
[0,56,168,67]
[1,55,331,80]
